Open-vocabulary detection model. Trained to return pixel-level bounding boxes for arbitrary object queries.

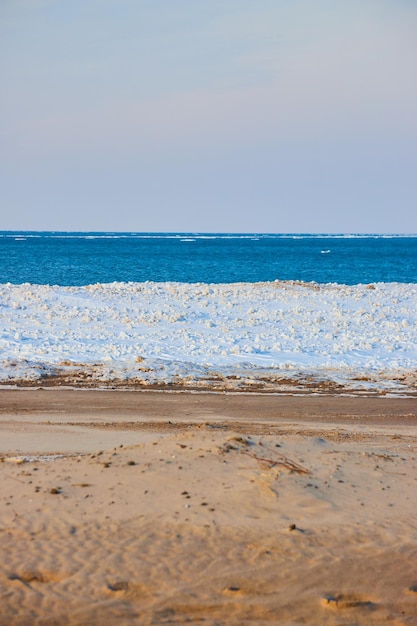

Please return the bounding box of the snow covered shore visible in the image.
[1,281,416,394]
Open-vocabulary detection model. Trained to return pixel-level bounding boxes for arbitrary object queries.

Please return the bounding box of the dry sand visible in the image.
[1,389,417,625]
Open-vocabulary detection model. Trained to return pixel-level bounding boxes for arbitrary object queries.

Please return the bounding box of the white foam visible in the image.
[0,281,416,392]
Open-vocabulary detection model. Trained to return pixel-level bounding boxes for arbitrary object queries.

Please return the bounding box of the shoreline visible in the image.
[1,361,416,397]
[2,382,417,398]
[2,280,416,398]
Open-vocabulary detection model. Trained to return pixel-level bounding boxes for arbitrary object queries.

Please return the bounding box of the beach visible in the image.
[3,0,417,617]
[1,389,417,625]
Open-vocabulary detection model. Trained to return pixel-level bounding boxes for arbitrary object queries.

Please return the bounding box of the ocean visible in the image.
[0,232,416,286]
[1,232,416,394]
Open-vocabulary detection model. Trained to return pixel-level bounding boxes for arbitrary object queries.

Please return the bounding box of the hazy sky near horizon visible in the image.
[1,0,417,233]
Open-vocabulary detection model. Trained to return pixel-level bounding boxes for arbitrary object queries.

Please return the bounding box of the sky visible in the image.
[1,0,417,233]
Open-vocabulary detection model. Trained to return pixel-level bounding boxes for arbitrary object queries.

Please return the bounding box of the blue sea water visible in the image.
[0,232,416,286]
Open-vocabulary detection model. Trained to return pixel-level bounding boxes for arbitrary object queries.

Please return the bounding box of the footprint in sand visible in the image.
[8,570,62,586]
[107,581,130,592]
[107,581,149,599]
[321,593,376,609]
[222,585,246,597]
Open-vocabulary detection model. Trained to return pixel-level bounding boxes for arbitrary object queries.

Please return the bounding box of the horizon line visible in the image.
[1,230,417,237]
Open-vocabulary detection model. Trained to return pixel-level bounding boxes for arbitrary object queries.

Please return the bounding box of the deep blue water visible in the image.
[0,232,416,286]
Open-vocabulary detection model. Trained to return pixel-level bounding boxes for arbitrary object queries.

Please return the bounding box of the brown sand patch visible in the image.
[0,390,417,625]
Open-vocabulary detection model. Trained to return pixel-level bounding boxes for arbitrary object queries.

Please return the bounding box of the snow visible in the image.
[0,281,416,393]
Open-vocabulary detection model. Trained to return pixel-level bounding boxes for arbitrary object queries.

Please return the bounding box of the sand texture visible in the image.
[1,390,417,625]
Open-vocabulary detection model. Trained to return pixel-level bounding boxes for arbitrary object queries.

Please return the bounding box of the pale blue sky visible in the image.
[1,0,416,232]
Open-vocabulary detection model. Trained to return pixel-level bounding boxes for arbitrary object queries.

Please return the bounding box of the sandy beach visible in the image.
[1,389,417,625]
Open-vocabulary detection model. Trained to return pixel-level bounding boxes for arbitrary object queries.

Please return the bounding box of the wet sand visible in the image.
[1,389,417,625]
